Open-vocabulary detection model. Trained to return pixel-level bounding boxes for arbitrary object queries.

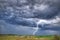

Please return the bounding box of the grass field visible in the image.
[0,34,60,40]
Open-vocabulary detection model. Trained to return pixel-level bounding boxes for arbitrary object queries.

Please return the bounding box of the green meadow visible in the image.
[0,34,60,40]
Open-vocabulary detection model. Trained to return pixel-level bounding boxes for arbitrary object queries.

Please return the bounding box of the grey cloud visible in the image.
[0,0,60,26]
[0,20,35,35]
[0,20,60,35]
[4,17,36,27]
[0,0,60,35]
[36,30,59,35]
[26,7,60,19]
[0,0,60,19]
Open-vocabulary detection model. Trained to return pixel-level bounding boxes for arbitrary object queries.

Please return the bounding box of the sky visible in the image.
[0,0,60,35]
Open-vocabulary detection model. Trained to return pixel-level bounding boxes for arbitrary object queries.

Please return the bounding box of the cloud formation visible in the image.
[0,0,60,35]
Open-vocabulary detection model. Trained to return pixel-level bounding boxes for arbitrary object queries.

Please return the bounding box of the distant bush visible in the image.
[53,35,60,40]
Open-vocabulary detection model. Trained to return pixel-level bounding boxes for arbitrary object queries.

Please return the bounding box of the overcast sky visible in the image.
[0,0,60,35]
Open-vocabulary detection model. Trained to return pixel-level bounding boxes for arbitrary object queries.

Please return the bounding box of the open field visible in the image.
[0,34,60,40]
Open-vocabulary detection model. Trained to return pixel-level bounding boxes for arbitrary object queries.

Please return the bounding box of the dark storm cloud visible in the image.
[29,0,60,19]
[4,17,36,27]
[0,0,60,27]
[0,20,60,35]
[0,0,60,35]
[0,0,60,19]
[33,7,60,19]
[31,0,60,19]
[41,26,60,31]
[0,20,35,35]
[24,0,60,19]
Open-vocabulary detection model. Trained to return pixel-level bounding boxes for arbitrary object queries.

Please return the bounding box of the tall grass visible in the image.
[53,35,60,40]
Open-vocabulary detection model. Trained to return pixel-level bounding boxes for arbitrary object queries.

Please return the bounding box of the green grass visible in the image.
[0,34,60,40]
